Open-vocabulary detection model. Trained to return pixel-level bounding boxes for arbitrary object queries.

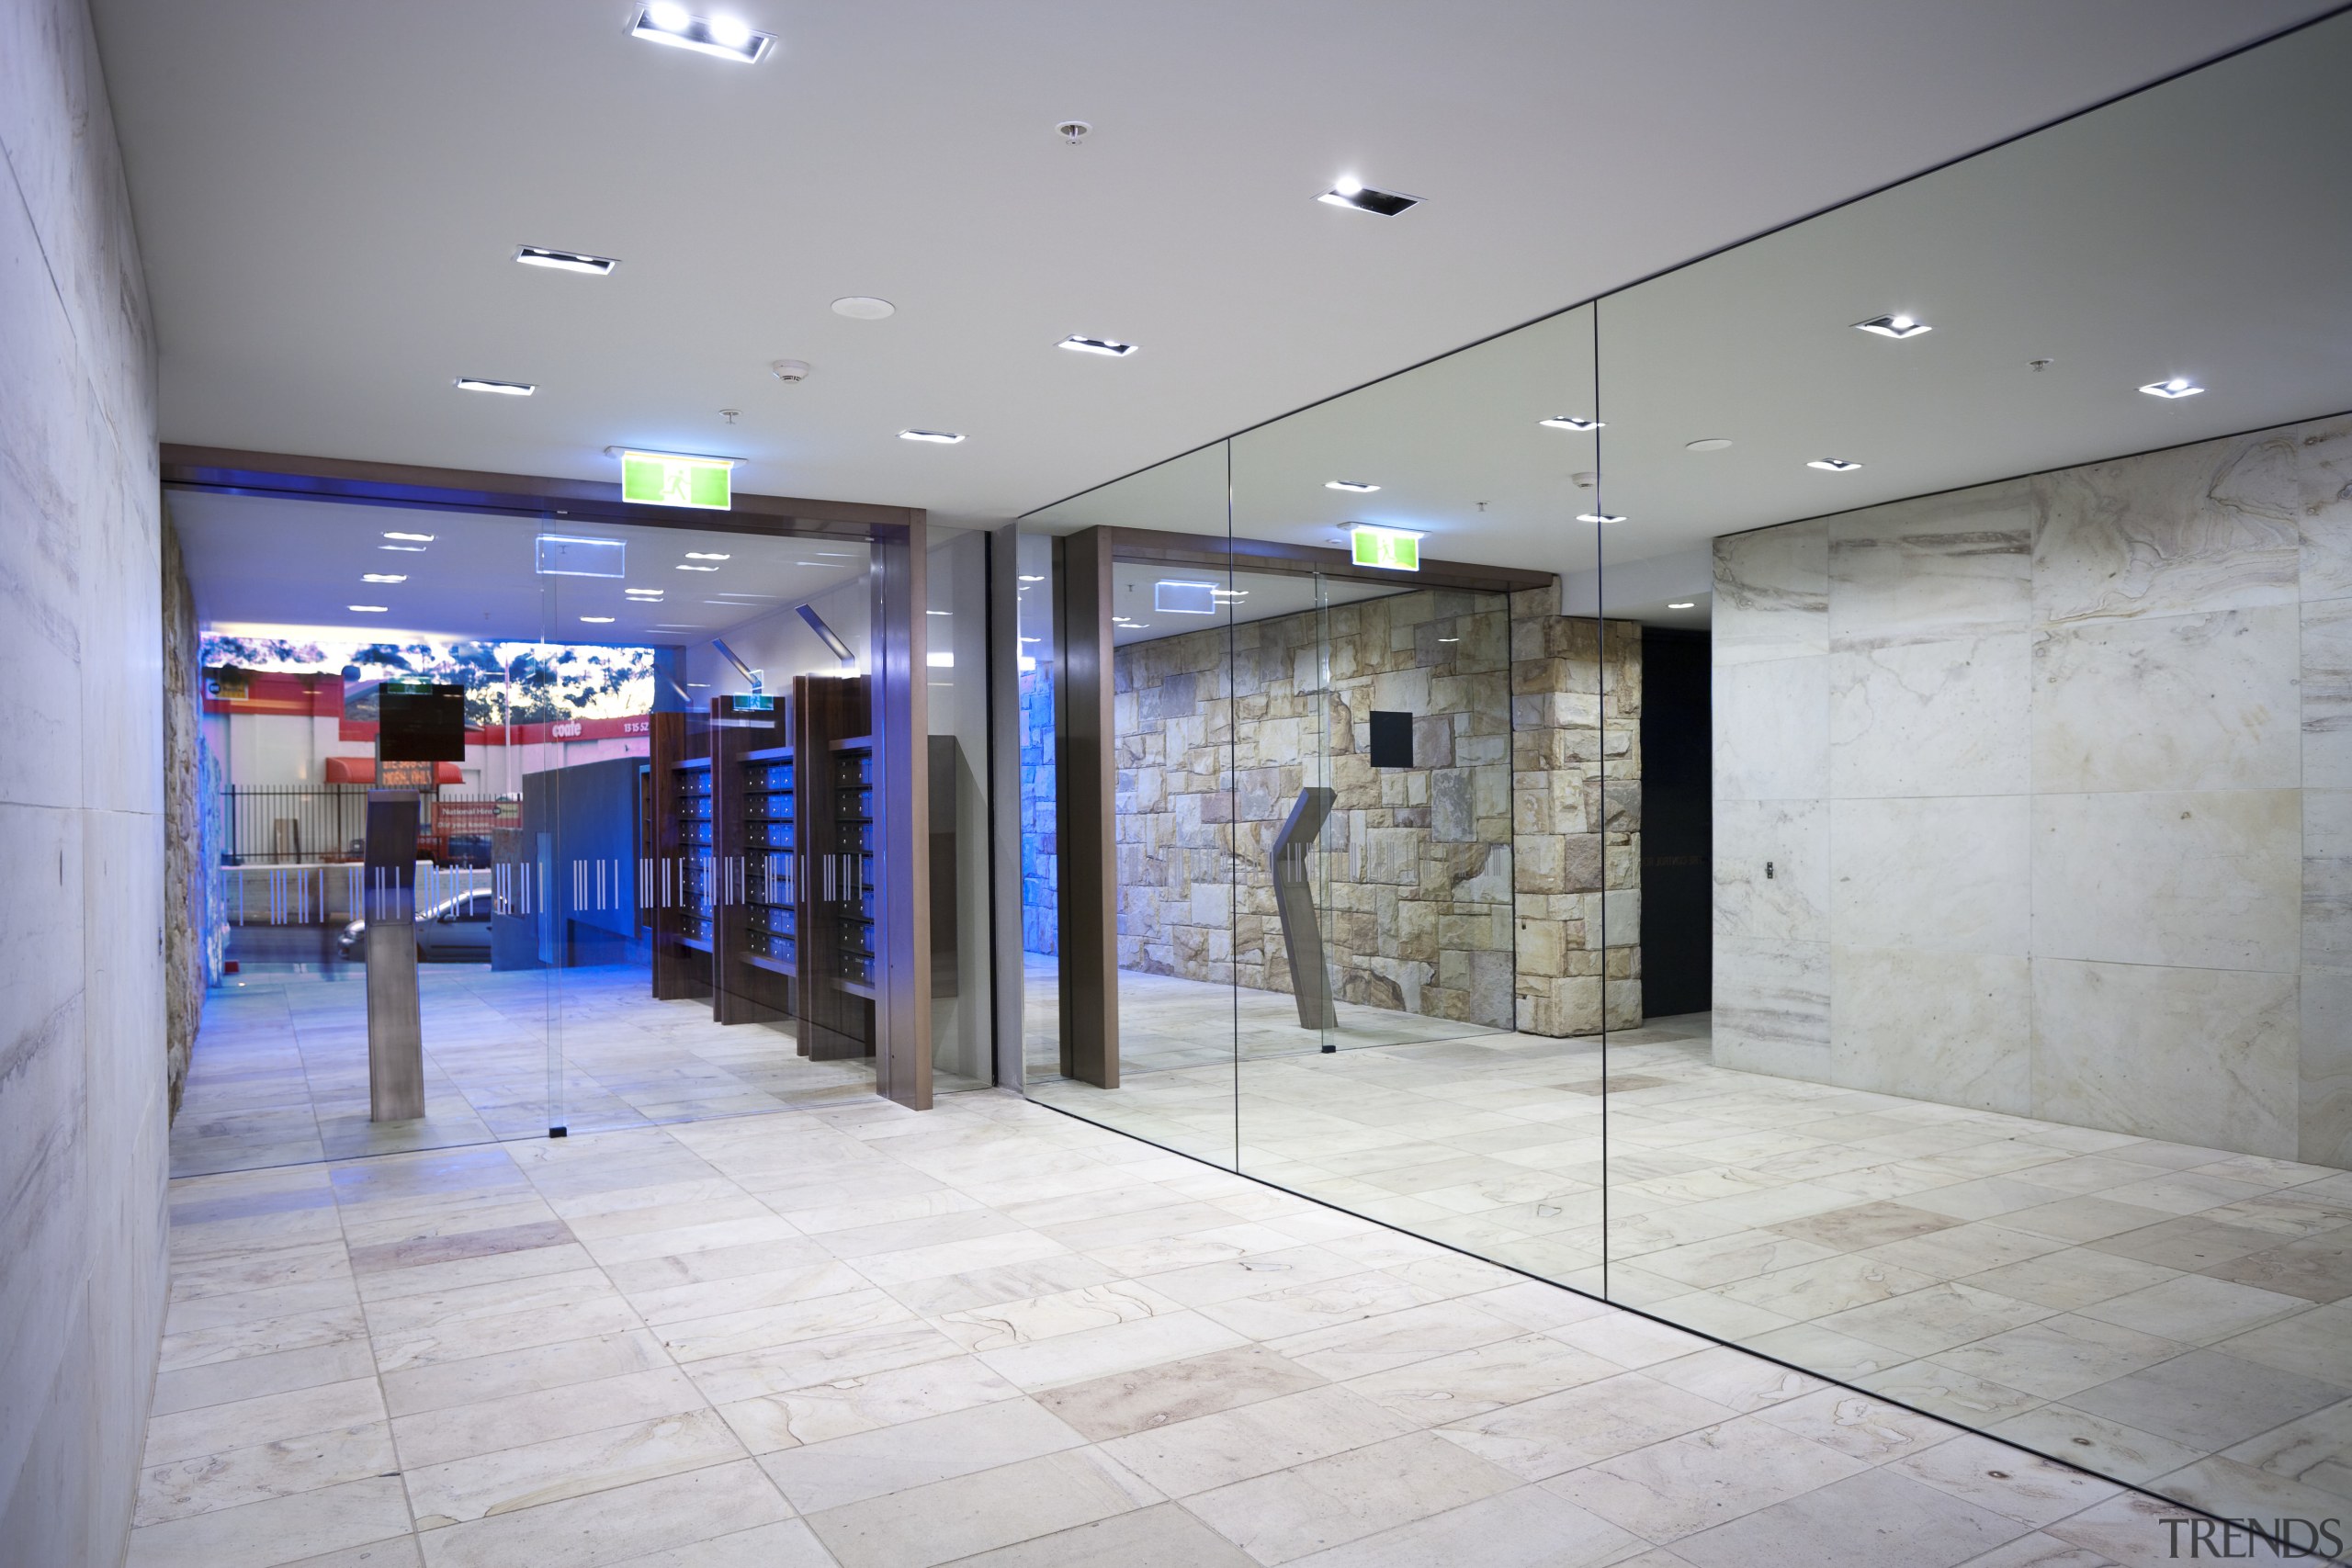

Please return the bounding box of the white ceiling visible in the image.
[1035,11,2352,593]
[93,0,2336,536]
[171,491,867,647]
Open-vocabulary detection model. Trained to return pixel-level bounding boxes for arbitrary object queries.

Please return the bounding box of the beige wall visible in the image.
[1713,411,2350,1164]
[1112,584,1642,1036]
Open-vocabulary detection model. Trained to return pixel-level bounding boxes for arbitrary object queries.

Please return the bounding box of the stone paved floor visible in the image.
[173,964,978,1179]
[1029,975,2352,1540]
[138,1089,2272,1568]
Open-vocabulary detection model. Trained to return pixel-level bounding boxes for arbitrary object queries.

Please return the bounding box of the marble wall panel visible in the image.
[2304,968,2352,1168]
[1714,655,1827,801]
[1826,479,2035,650]
[1830,795,2029,956]
[1713,520,1826,666]
[1828,634,2030,798]
[0,4,165,1561]
[1718,412,2349,1163]
[2030,605,2301,795]
[1714,798,1828,942]
[2031,789,2301,972]
[1713,936,1831,1082]
[2032,959,2300,1159]
[2309,788,2352,969]
[2306,597,2352,791]
[1831,948,2031,1114]
[2033,433,2303,626]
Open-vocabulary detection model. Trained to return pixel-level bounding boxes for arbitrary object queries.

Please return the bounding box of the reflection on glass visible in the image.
[1012,10,2352,1541]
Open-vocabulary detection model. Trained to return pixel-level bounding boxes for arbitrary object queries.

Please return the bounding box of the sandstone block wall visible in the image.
[1108,584,1642,1036]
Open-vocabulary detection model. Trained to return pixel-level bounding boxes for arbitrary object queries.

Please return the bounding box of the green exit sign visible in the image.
[1351,525,1421,571]
[621,450,734,510]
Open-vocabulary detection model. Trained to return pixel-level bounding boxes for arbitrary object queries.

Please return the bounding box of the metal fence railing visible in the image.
[220,786,506,866]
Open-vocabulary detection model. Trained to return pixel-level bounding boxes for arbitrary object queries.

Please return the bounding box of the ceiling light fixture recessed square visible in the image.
[514,245,616,276]
[379,544,427,553]
[1577,513,1627,524]
[383,531,435,542]
[454,377,534,396]
[1539,416,1604,432]
[1060,336,1136,356]
[2140,377,2204,399]
[348,604,389,614]
[1325,479,1380,492]
[628,5,775,63]
[580,615,616,624]
[677,564,721,572]
[1317,177,1421,216]
[361,573,407,583]
[684,551,730,560]
[1668,601,1696,610]
[1807,458,1864,471]
[1855,314,1931,339]
[899,430,965,444]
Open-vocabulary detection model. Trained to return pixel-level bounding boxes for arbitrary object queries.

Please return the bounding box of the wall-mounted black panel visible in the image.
[1368,710,1414,769]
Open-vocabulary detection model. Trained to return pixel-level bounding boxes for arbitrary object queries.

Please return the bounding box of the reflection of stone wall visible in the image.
[1018,663,1057,954]
[1511,589,1644,1035]
[1713,411,2349,1164]
[1113,586,1641,1035]
[163,513,212,1118]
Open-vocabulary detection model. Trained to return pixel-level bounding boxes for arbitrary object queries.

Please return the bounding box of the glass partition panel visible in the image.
[1022,441,1240,1168]
[175,493,563,1171]
[1594,10,2352,1533]
[1226,305,1608,1289]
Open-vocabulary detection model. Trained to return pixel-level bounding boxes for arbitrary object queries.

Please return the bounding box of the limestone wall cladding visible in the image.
[1713,410,2350,1164]
[0,0,168,1560]
[1112,585,1641,1036]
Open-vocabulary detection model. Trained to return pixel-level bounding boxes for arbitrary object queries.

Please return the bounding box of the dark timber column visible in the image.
[1053,528,1118,1088]
[873,519,933,1109]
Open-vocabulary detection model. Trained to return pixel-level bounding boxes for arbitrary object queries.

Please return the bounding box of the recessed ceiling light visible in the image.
[1685,438,1732,452]
[454,377,534,396]
[383,531,435,542]
[1326,479,1380,493]
[1668,601,1696,610]
[628,5,775,62]
[625,588,664,598]
[348,605,388,614]
[677,564,721,572]
[1317,179,1420,217]
[2140,377,2204,399]
[1807,458,1864,472]
[1060,336,1136,356]
[1577,513,1627,524]
[379,544,426,553]
[833,296,895,320]
[514,245,616,276]
[361,573,407,583]
[684,551,730,560]
[580,615,616,624]
[1540,417,1604,433]
[1439,637,1459,644]
[1855,314,1931,339]
[899,430,964,444]
[1019,574,1046,582]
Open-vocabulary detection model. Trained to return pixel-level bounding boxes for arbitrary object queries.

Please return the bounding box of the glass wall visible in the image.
[170,488,971,1178]
[1015,10,2352,1536]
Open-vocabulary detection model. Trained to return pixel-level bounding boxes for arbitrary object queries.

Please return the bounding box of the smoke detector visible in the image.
[1057,119,1091,145]
[1571,470,1599,490]
[771,359,811,382]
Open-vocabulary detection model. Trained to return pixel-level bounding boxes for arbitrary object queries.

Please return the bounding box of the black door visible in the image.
[1640,628,1711,1018]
